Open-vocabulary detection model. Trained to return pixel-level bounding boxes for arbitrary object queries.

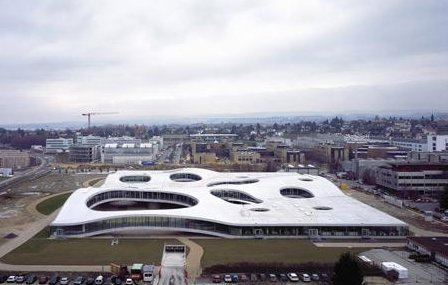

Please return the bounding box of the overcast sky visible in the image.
[0,0,447,124]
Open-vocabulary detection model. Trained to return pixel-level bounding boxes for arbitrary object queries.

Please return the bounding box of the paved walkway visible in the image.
[176,238,203,284]
[314,242,406,248]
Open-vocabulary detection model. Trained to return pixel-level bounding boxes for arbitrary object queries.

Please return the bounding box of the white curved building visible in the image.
[51,168,408,239]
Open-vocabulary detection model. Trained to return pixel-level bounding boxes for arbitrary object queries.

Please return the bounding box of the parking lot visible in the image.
[361,248,447,284]
[196,272,330,284]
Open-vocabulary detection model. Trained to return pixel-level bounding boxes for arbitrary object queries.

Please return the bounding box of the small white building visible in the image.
[427,135,448,152]
[381,262,408,279]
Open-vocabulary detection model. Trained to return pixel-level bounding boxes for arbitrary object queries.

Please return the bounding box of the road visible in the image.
[0,153,53,193]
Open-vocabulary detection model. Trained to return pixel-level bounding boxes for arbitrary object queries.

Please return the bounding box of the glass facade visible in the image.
[51,214,408,238]
[86,190,198,208]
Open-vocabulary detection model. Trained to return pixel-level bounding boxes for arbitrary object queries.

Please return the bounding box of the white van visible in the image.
[95,276,104,285]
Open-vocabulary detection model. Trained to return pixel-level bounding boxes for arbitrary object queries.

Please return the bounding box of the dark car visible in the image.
[26,275,37,284]
[73,277,85,285]
[38,276,48,285]
[279,274,288,282]
[112,278,121,285]
[0,275,8,283]
[269,274,277,282]
[85,279,94,285]
[231,274,238,283]
[259,274,267,282]
[48,275,59,285]
[102,278,112,285]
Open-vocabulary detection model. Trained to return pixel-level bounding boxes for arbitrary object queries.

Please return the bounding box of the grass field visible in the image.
[36,192,73,215]
[1,237,175,265]
[195,239,365,267]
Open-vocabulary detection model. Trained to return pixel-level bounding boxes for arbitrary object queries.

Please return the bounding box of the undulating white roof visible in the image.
[52,168,406,229]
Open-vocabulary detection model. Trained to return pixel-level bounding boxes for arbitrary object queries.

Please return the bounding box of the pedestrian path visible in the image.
[176,238,204,284]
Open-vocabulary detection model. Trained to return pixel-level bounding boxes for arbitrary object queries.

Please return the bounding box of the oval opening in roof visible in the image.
[120,175,151,183]
[313,206,332,210]
[169,173,202,182]
[280,187,314,198]
[298,177,313,182]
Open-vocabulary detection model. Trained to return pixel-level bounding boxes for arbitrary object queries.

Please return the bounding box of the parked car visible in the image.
[0,275,8,283]
[231,274,238,283]
[6,276,16,284]
[103,278,112,285]
[212,275,221,283]
[287,273,299,282]
[320,273,329,282]
[249,274,257,282]
[299,273,311,282]
[48,275,59,285]
[95,276,103,285]
[279,274,288,282]
[259,274,267,282]
[223,275,232,283]
[74,277,85,285]
[124,279,132,285]
[85,278,94,285]
[38,276,49,285]
[59,277,69,285]
[26,275,37,284]
[16,276,26,284]
[112,278,121,285]
[269,274,277,282]
[239,274,248,282]
[311,274,320,281]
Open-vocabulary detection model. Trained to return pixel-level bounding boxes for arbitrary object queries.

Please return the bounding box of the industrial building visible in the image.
[0,150,31,170]
[376,162,448,198]
[51,168,407,238]
[69,145,101,163]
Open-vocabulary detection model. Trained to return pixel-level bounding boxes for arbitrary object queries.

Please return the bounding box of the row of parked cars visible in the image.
[0,275,134,285]
[212,272,329,283]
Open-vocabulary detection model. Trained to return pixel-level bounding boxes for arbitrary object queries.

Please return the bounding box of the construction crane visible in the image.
[81,112,119,129]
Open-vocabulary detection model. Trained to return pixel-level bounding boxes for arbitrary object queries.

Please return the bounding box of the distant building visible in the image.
[313,143,349,164]
[69,145,101,163]
[391,138,427,152]
[102,143,155,164]
[193,152,217,164]
[427,135,448,152]
[376,162,448,198]
[76,135,104,146]
[230,149,261,164]
[274,145,305,164]
[408,151,448,163]
[0,168,13,176]
[190,133,237,143]
[162,134,188,146]
[45,138,74,153]
[0,150,31,170]
[407,236,448,267]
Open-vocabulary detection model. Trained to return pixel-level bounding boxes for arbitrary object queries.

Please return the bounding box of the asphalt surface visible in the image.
[0,154,53,193]
[159,248,186,285]
[362,248,447,284]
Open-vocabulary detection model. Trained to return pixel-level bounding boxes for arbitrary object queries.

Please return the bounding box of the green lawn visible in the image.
[1,238,174,265]
[195,239,365,267]
[36,192,73,215]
